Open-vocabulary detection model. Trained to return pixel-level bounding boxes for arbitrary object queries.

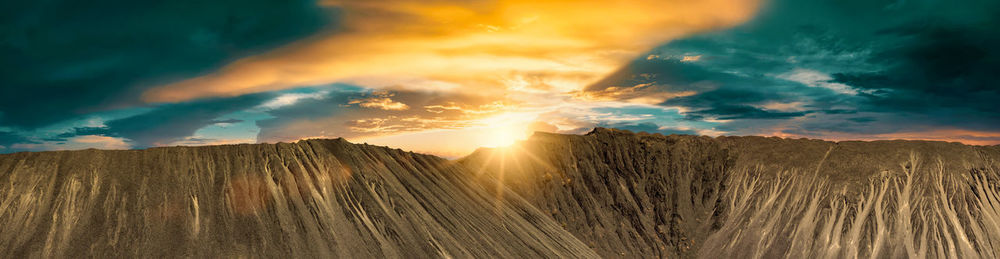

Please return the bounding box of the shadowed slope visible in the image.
[0,139,597,258]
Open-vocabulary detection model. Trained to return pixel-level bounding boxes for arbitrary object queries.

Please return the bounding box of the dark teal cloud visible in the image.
[832,18,1000,116]
[55,93,273,148]
[0,0,336,129]
[0,131,36,147]
[587,0,1000,136]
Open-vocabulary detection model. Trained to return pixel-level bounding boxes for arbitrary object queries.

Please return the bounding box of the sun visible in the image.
[478,112,536,148]
[483,127,521,148]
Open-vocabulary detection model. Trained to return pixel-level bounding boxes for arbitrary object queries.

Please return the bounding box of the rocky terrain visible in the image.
[0,139,596,258]
[461,128,1000,258]
[4,128,1000,258]
[462,129,733,258]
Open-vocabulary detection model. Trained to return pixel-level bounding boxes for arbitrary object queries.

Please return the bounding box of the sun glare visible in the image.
[353,112,539,157]
[483,127,520,148]
[479,112,536,148]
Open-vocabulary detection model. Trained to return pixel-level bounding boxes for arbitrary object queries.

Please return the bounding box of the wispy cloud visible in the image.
[348,91,410,111]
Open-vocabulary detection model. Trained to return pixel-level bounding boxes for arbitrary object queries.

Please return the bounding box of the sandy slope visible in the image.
[0,139,596,258]
[461,128,1000,258]
[4,128,1000,258]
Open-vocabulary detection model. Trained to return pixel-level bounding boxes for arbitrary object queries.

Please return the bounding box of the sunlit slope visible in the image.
[460,128,1000,258]
[0,139,597,258]
[462,129,734,258]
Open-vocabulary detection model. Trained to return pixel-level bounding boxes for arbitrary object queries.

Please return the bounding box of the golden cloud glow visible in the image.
[681,55,702,62]
[572,83,698,105]
[349,91,411,110]
[142,0,761,103]
[135,0,765,156]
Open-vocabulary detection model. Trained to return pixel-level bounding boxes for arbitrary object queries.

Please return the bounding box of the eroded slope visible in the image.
[462,129,732,258]
[461,128,1000,258]
[0,139,597,258]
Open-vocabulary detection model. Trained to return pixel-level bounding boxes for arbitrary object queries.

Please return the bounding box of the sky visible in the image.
[2,0,999,157]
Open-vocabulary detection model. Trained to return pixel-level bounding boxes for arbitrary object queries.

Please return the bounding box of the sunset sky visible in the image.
[2,0,999,157]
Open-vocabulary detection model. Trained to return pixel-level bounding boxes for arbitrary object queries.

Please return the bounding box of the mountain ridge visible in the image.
[461,127,1000,258]
[0,138,596,258]
[4,129,1000,258]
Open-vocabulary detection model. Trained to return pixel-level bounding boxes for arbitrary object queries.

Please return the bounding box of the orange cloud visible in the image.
[572,83,697,105]
[348,91,410,110]
[142,0,762,103]
[774,128,1000,146]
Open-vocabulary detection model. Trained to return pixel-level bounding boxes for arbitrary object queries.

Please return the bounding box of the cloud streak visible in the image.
[56,94,273,148]
[141,0,761,103]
